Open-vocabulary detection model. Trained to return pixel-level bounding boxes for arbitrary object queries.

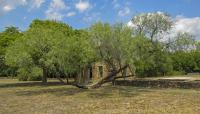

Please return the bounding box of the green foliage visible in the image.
[166,32,199,75]
[170,32,196,52]
[2,16,200,80]
[17,67,42,81]
[133,36,173,77]
[193,52,200,70]
[53,29,95,73]
[131,12,175,77]
[132,36,154,76]
[5,20,95,81]
[0,26,22,53]
[171,51,200,73]
[17,69,29,81]
[0,26,22,76]
[89,22,136,70]
[168,70,185,76]
[196,42,200,52]
[131,12,173,40]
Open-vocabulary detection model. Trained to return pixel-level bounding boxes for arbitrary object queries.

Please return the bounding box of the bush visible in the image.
[171,52,200,73]
[27,67,42,81]
[27,75,42,81]
[167,70,186,76]
[17,68,29,81]
[17,67,42,81]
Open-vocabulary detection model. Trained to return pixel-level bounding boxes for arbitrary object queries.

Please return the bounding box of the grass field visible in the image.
[0,79,200,114]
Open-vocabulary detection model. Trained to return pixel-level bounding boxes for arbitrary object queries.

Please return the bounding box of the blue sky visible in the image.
[0,0,200,36]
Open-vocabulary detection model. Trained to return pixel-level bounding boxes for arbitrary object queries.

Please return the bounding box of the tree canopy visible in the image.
[0,26,22,76]
[1,13,199,88]
[131,12,173,41]
[5,20,95,82]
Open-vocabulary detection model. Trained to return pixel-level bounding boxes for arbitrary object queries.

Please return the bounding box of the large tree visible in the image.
[76,22,137,88]
[131,12,173,42]
[51,29,95,83]
[130,12,174,77]
[5,20,95,83]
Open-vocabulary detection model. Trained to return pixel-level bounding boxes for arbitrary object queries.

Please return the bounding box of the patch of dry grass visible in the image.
[0,79,200,114]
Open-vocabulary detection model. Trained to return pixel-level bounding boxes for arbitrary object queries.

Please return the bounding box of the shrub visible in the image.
[17,67,42,81]
[27,67,42,81]
[17,68,29,81]
[167,71,186,76]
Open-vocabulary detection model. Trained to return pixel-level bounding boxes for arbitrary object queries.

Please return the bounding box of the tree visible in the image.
[5,20,93,83]
[170,32,196,52]
[132,35,154,76]
[131,12,173,41]
[76,22,137,88]
[51,29,95,84]
[166,32,200,74]
[0,26,22,76]
[132,36,173,77]
[195,41,200,52]
[130,12,174,77]
[6,20,95,83]
[171,52,197,73]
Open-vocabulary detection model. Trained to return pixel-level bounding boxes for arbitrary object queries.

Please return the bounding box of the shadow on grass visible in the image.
[13,83,152,99]
[0,81,73,88]
[15,87,87,96]
[15,85,150,98]
[87,85,152,98]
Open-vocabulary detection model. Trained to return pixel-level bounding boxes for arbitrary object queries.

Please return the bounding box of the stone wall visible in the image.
[91,62,133,81]
[91,62,110,80]
[114,79,200,89]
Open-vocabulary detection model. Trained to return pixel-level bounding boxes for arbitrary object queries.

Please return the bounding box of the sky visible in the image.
[0,0,200,39]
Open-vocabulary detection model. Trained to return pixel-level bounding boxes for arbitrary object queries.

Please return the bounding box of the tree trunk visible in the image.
[42,68,47,83]
[76,65,128,89]
[66,74,69,84]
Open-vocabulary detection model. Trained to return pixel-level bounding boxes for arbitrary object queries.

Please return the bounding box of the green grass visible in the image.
[0,79,200,114]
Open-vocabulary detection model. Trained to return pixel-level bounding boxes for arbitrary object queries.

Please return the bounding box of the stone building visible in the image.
[77,62,132,85]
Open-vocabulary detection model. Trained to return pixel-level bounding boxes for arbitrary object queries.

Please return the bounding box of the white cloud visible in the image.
[0,0,27,13]
[127,14,200,40]
[67,12,76,17]
[173,16,200,40]
[3,5,13,12]
[31,0,45,9]
[75,0,90,12]
[45,0,67,21]
[118,7,130,16]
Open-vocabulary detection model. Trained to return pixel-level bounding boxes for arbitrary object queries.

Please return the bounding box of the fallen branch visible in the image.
[56,75,67,84]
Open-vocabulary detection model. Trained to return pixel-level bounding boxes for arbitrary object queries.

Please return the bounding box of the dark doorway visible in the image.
[98,66,103,77]
[89,67,93,79]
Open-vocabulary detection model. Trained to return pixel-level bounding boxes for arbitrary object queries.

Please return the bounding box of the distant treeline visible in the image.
[0,12,200,82]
